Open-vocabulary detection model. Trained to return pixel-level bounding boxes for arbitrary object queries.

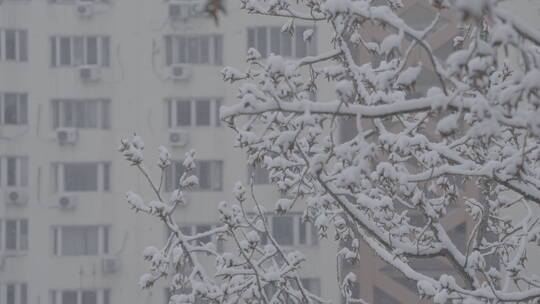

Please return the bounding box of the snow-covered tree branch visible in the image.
[122,0,540,303]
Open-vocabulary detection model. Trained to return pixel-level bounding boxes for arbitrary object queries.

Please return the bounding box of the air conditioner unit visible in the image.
[169,64,192,81]
[5,189,28,207]
[168,1,199,20]
[102,256,121,273]
[79,65,101,82]
[58,195,77,210]
[76,2,94,17]
[56,128,78,144]
[168,130,189,147]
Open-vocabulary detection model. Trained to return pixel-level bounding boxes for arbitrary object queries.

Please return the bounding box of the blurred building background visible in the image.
[0,0,538,304]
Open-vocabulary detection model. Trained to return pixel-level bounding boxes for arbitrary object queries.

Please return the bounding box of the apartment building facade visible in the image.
[1,0,538,304]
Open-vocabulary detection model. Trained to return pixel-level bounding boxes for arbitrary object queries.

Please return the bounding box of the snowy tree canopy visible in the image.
[122,0,540,303]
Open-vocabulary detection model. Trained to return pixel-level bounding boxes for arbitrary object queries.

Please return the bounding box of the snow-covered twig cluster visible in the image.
[120,135,326,304]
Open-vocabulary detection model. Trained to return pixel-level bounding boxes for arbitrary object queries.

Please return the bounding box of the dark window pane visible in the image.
[19,94,28,124]
[6,220,17,250]
[214,35,222,65]
[272,216,294,246]
[299,219,307,244]
[176,100,191,126]
[75,102,86,128]
[177,37,186,63]
[59,37,72,65]
[21,284,28,304]
[101,100,111,129]
[62,291,78,304]
[7,284,15,304]
[256,27,267,57]
[270,28,281,55]
[85,100,99,128]
[19,30,28,61]
[73,36,85,66]
[281,31,292,57]
[64,163,98,191]
[4,93,18,124]
[295,29,307,58]
[7,157,17,186]
[86,37,98,65]
[51,37,57,66]
[82,290,97,304]
[52,100,60,128]
[20,157,28,187]
[103,290,110,304]
[200,37,209,64]
[247,28,255,49]
[5,30,17,60]
[215,99,221,126]
[20,219,28,250]
[195,100,210,126]
[101,36,110,66]
[103,226,109,254]
[103,162,110,191]
[165,36,172,66]
[63,102,74,127]
[198,161,211,189]
[187,37,200,64]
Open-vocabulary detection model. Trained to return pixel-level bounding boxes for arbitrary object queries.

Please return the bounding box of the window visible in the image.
[0,219,28,252]
[167,98,221,128]
[52,162,110,192]
[0,93,28,125]
[0,156,29,187]
[164,160,223,192]
[262,213,318,247]
[50,36,110,67]
[49,289,110,304]
[247,26,316,58]
[52,226,109,256]
[339,117,357,143]
[247,164,270,185]
[0,29,27,62]
[300,278,321,296]
[51,99,111,129]
[175,224,224,252]
[164,35,222,65]
[1,283,28,304]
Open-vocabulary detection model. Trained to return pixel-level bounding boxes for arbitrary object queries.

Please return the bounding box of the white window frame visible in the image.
[52,162,110,193]
[247,26,316,58]
[164,34,223,66]
[0,93,28,125]
[51,99,111,129]
[0,218,29,253]
[166,98,221,128]
[49,289,110,304]
[0,282,28,304]
[51,225,109,256]
[0,29,28,62]
[0,156,29,188]
[264,213,318,247]
[50,36,110,67]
